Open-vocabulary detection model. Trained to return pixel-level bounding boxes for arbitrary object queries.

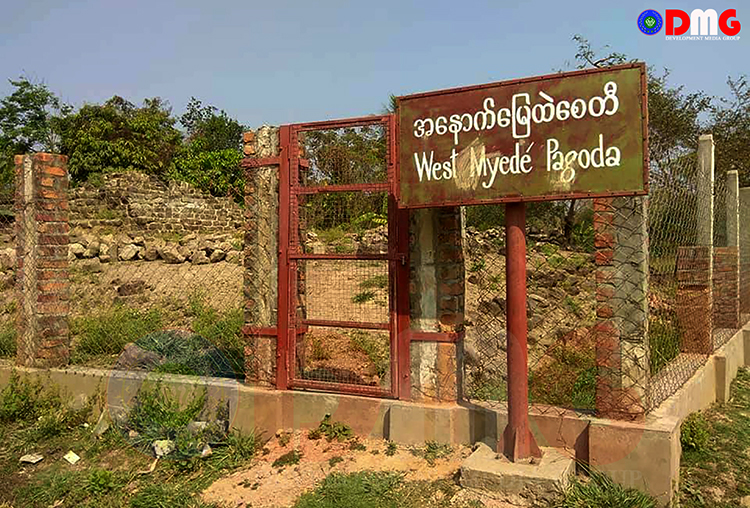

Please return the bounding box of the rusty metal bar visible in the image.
[289,378,395,398]
[410,331,463,343]
[276,125,292,391]
[502,202,541,461]
[241,156,281,168]
[396,207,411,400]
[300,319,389,330]
[292,115,390,131]
[289,253,388,261]
[295,183,389,195]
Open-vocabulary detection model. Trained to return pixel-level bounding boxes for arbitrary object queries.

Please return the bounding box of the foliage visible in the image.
[71,305,162,359]
[712,75,750,186]
[0,371,63,423]
[530,341,596,409]
[349,331,390,379]
[0,77,69,188]
[649,314,680,375]
[0,321,15,358]
[680,413,710,452]
[273,449,302,468]
[60,96,182,182]
[171,138,244,202]
[328,456,344,467]
[293,471,476,508]
[385,441,397,456]
[180,97,243,152]
[410,441,452,467]
[187,295,245,377]
[679,369,750,507]
[312,414,353,442]
[558,467,657,508]
[352,290,376,304]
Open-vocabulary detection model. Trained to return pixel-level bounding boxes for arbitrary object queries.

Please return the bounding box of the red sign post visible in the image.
[396,64,648,461]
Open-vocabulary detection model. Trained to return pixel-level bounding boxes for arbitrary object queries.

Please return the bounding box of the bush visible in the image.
[681,412,710,452]
[72,305,162,358]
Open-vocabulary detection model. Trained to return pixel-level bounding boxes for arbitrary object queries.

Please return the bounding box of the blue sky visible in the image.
[0,1,747,127]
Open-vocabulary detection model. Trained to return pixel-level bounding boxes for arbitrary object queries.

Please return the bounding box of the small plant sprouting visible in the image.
[328,456,344,467]
[348,439,366,451]
[272,449,302,468]
[352,290,377,304]
[312,414,353,442]
[385,440,397,456]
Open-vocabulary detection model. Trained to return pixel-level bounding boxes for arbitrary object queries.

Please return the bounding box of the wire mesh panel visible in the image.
[63,177,247,379]
[287,118,396,397]
[0,184,15,361]
[463,201,598,412]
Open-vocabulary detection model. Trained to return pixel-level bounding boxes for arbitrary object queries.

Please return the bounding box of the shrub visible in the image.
[188,295,245,377]
[313,414,353,442]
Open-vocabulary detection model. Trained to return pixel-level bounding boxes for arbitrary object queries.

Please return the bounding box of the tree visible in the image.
[710,75,750,186]
[170,98,245,202]
[59,96,182,182]
[0,77,69,187]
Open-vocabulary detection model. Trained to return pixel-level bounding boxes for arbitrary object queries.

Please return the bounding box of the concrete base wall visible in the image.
[1,323,748,506]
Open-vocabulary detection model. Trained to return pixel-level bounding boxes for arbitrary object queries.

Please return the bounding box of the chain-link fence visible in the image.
[463,200,599,413]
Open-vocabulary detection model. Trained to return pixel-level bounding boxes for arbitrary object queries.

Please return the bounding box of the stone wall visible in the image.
[69,172,244,233]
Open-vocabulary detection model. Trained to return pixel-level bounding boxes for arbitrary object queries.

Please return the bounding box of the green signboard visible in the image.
[396,63,648,208]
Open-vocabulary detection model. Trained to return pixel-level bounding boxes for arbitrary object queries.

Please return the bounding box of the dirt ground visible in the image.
[202,431,518,508]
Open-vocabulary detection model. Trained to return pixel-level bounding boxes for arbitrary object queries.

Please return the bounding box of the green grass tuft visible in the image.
[559,467,657,508]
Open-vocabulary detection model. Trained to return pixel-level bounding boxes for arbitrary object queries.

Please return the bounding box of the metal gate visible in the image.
[278,115,403,398]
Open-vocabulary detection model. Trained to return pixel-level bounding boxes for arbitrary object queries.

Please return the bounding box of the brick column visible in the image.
[593,196,649,419]
[676,246,713,353]
[242,127,280,386]
[15,154,70,367]
[714,171,740,329]
[409,207,464,402]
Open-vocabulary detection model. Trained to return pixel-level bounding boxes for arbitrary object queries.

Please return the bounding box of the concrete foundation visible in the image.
[460,443,574,506]
[1,322,748,506]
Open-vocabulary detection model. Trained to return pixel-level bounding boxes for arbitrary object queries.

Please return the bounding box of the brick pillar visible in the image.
[714,171,740,329]
[740,187,750,314]
[409,207,464,402]
[676,246,713,353]
[14,153,70,367]
[594,196,649,419]
[713,247,739,329]
[242,127,280,386]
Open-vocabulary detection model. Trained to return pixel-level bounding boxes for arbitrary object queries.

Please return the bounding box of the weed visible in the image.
[349,331,389,379]
[137,329,240,379]
[278,431,291,447]
[328,456,344,467]
[0,320,15,358]
[188,296,245,377]
[95,208,119,220]
[359,275,388,290]
[310,336,331,361]
[71,305,162,359]
[539,243,559,257]
[273,449,302,468]
[411,441,452,467]
[130,483,214,508]
[349,439,366,451]
[563,296,582,316]
[86,468,119,495]
[559,467,656,508]
[313,414,353,442]
[352,290,377,304]
[308,427,323,440]
[124,382,207,457]
[385,441,397,456]
[469,259,486,273]
[649,315,680,374]
[680,413,710,452]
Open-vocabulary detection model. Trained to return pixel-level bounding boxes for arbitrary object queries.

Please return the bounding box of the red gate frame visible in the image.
[276,115,411,399]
